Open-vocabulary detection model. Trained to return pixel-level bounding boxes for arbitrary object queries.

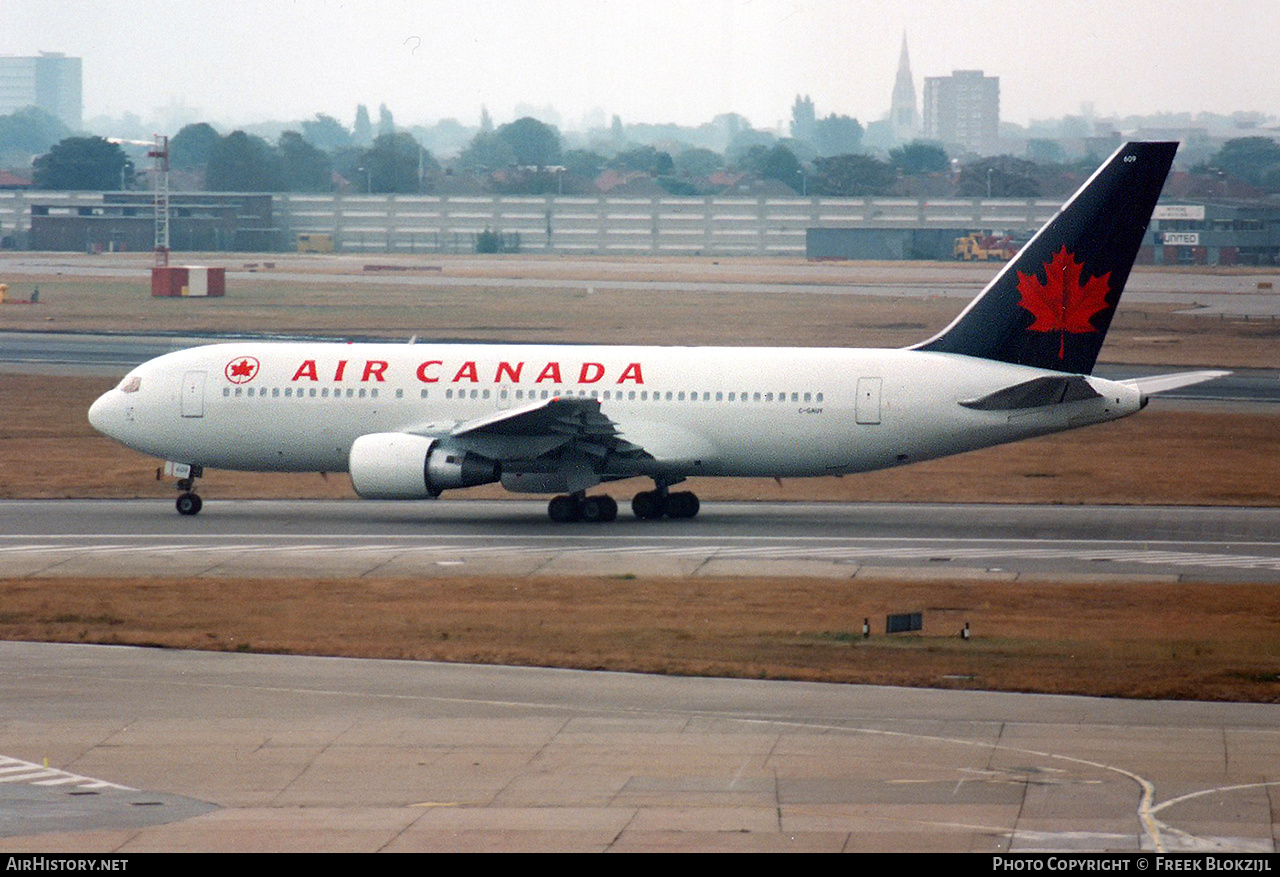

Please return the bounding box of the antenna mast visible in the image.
[148,134,170,267]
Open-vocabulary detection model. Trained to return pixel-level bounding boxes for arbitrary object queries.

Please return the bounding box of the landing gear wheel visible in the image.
[632,488,699,520]
[666,491,700,519]
[176,492,203,516]
[581,494,618,523]
[170,465,205,516]
[547,494,581,523]
[631,490,666,520]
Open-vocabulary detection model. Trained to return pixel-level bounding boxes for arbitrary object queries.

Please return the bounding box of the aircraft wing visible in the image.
[1120,370,1232,395]
[415,395,649,465]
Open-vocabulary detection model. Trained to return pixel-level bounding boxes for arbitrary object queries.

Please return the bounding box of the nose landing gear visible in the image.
[175,490,203,516]
[165,463,204,516]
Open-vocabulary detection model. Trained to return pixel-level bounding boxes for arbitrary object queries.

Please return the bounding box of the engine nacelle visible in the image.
[348,433,500,499]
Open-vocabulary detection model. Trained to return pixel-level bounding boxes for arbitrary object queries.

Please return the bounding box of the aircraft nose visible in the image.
[88,390,123,438]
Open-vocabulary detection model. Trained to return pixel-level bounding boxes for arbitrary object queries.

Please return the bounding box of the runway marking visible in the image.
[0,755,133,792]
[733,717,1181,853]
[5,539,1280,573]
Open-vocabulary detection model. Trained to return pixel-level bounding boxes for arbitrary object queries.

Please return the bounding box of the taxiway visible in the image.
[2,640,1278,852]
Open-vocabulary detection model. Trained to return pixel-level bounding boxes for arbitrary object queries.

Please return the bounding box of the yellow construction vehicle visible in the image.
[954,231,1017,261]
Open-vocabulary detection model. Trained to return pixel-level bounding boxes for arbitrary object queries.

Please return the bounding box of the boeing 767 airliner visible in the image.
[89,141,1224,522]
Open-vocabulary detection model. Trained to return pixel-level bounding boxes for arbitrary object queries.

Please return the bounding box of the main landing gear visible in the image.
[631,486,699,520]
[544,483,700,523]
[546,492,618,523]
[169,464,204,516]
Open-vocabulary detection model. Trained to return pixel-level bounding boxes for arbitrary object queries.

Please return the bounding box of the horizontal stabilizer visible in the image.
[960,375,1101,411]
[1122,370,1231,395]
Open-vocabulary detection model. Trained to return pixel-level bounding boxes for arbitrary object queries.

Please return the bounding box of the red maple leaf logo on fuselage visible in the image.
[1016,246,1113,359]
[224,356,260,384]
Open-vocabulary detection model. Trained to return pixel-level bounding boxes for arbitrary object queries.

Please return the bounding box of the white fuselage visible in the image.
[88,341,1143,491]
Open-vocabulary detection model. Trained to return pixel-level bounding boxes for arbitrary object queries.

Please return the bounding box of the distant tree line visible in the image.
[9,99,1280,200]
[1196,136,1280,191]
[0,107,69,165]
[31,135,134,190]
[170,122,438,194]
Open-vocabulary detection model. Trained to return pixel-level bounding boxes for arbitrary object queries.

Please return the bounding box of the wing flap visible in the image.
[449,396,587,437]
[426,395,651,467]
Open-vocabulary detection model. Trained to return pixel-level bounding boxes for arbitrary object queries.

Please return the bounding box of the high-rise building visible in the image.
[0,53,82,129]
[922,70,999,155]
[890,34,917,143]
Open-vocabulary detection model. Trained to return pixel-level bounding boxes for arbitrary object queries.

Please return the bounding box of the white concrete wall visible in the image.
[1,189,1062,256]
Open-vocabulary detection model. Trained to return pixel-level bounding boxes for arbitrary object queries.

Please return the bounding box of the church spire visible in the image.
[891,32,917,142]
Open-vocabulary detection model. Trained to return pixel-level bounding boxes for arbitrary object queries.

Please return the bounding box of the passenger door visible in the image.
[855,377,882,425]
[181,370,206,418]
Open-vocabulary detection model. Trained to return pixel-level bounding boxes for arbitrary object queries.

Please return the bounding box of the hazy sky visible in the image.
[4,0,1279,132]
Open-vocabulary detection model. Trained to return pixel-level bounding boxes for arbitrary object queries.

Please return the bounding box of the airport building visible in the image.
[23,193,275,253]
[0,53,82,129]
[1145,202,1280,266]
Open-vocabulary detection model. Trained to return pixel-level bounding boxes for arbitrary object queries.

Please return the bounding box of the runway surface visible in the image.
[1,640,1277,852]
[5,499,1280,583]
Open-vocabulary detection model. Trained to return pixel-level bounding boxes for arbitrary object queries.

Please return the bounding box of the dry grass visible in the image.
[0,575,1276,702]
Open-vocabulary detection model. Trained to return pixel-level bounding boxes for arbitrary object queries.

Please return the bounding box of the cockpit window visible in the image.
[118,376,142,393]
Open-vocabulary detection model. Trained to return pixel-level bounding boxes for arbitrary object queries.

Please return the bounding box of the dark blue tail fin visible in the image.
[915,141,1177,374]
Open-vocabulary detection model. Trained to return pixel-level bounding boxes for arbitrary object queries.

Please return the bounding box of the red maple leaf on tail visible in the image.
[1016,246,1113,360]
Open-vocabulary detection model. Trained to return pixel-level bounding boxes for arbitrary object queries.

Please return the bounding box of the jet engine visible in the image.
[348,433,499,499]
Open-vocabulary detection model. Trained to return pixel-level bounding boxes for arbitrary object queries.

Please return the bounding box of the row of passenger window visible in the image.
[479,388,827,404]
[223,386,825,404]
[225,386,381,399]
